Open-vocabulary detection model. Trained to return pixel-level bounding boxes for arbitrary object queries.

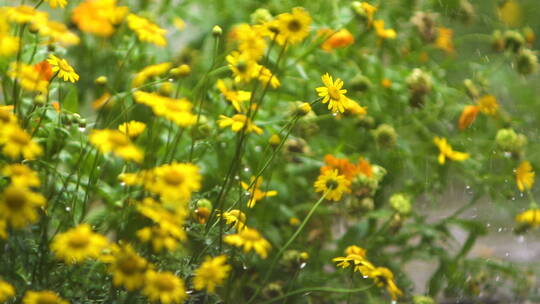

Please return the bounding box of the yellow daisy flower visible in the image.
[22,290,69,304]
[136,197,187,243]
[0,220,7,239]
[118,121,146,138]
[142,271,187,304]
[45,0,68,9]
[216,79,251,112]
[7,6,48,25]
[373,19,397,39]
[275,7,312,45]
[0,185,45,229]
[0,124,42,160]
[133,91,197,127]
[435,27,454,54]
[433,136,469,165]
[72,0,128,37]
[106,244,149,291]
[0,279,15,303]
[132,62,172,88]
[126,14,167,47]
[37,20,80,46]
[257,65,281,89]
[332,245,375,274]
[137,226,181,253]
[224,227,272,259]
[365,267,403,300]
[234,23,268,61]
[2,164,41,188]
[89,129,144,163]
[515,161,535,191]
[219,209,247,231]
[193,255,231,293]
[515,208,540,228]
[51,224,109,264]
[314,169,351,201]
[218,114,263,134]
[316,73,353,113]
[477,95,499,115]
[47,54,79,83]
[241,176,278,208]
[0,34,20,57]
[8,62,49,94]
[0,108,17,126]
[226,51,259,83]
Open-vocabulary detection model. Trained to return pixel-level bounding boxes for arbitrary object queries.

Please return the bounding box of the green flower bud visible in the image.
[495,128,526,152]
[516,48,538,75]
[503,30,525,53]
[492,30,505,51]
[407,68,432,108]
[251,8,273,25]
[413,295,436,304]
[390,193,412,215]
[212,25,223,37]
[372,124,397,148]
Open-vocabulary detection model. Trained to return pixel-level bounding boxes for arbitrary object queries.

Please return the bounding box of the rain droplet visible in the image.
[255,146,262,152]
[300,262,307,269]
[65,207,71,212]
[234,175,240,180]
[244,167,250,172]
[497,227,503,232]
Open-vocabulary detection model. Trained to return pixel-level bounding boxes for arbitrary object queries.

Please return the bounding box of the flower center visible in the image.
[67,232,90,249]
[0,111,11,124]
[4,187,27,210]
[9,129,30,146]
[154,275,175,291]
[327,86,341,101]
[163,170,184,186]
[36,293,60,304]
[325,179,339,190]
[118,256,141,275]
[288,19,301,32]
[236,61,248,74]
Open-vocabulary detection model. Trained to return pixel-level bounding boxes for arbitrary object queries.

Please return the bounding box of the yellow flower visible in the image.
[220,209,247,231]
[314,169,351,201]
[47,54,79,83]
[241,176,278,208]
[0,108,17,127]
[435,27,454,53]
[320,28,355,52]
[0,34,19,57]
[0,279,15,303]
[224,227,272,259]
[257,65,281,89]
[141,162,202,204]
[45,0,68,9]
[217,79,251,112]
[275,7,312,45]
[2,164,41,188]
[433,136,469,165]
[51,224,109,264]
[226,51,259,83]
[7,6,48,25]
[356,2,377,25]
[72,0,128,37]
[142,270,187,304]
[133,91,197,127]
[127,13,167,46]
[344,99,368,117]
[365,267,403,300]
[193,255,231,293]
[8,62,49,94]
[132,62,172,87]
[92,92,113,110]
[477,95,499,115]
[118,121,146,138]
[37,20,80,46]
[173,18,185,31]
[515,208,540,228]
[332,245,374,274]
[22,290,69,304]
[0,124,43,160]
[373,19,397,39]
[315,73,353,113]
[0,220,7,239]
[458,105,480,131]
[106,244,149,291]
[515,161,535,192]
[218,114,263,134]
[137,226,181,252]
[234,23,268,61]
[90,129,144,163]
[0,185,45,229]
[136,197,188,248]
[498,0,522,27]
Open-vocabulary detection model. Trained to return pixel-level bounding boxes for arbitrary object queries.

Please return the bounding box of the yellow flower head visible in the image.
[314,169,352,201]
[147,162,202,204]
[142,270,187,304]
[2,164,41,188]
[193,255,232,293]
[106,244,149,291]
[0,220,7,240]
[89,129,144,163]
[0,279,15,303]
[136,197,188,247]
[72,0,128,37]
[458,105,480,131]
[275,7,312,45]
[0,185,46,229]
[433,136,469,165]
[224,227,272,259]
[218,114,263,134]
[226,51,259,83]
[118,120,146,138]
[47,54,79,83]
[220,209,247,231]
[477,95,499,116]
[234,23,268,61]
[498,0,522,27]
[22,290,69,304]
[132,62,172,88]
[0,124,43,160]
[137,226,181,252]
[216,79,251,112]
[133,91,197,127]
[36,20,80,46]
[435,27,454,53]
[0,31,20,57]
[515,208,540,228]
[373,19,397,40]
[7,6,48,25]
[51,224,109,264]
[45,0,68,9]
[316,73,353,113]
[8,62,49,94]
[365,267,403,300]
[241,176,278,208]
[257,65,281,89]
[127,14,167,46]
[515,161,535,191]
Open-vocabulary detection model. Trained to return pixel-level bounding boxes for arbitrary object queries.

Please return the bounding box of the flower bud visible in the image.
[251,8,273,25]
[407,68,432,108]
[212,25,223,37]
[191,115,211,140]
[170,64,191,78]
[495,128,526,153]
[390,193,412,215]
[262,282,283,299]
[372,124,397,148]
[295,102,312,116]
[269,134,280,148]
[193,199,212,224]
[515,48,538,75]
[492,30,505,51]
[95,76,108,85]
[413,295,436,304]
[159,82,174,96]
[503,30,525,53]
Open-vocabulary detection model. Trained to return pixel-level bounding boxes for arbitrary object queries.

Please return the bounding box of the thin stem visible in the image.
[261,285,374,304]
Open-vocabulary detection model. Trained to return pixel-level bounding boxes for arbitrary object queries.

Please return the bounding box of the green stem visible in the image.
[261,285,374,304]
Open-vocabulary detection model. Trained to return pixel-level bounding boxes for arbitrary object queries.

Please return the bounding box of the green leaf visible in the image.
[63,87,79,113]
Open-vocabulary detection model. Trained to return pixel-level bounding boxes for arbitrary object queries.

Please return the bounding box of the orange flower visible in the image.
[321,29,354,52]
[358,157,373,178]
[34,60,53,81]
[435,27,454,54]
[458,105,479,130]
[381,78,392,88]
[321,155,359,181]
